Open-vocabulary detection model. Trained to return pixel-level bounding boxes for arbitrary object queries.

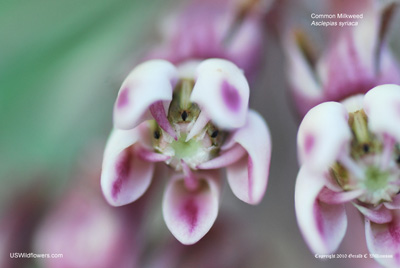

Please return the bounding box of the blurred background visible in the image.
[1,0,399,267]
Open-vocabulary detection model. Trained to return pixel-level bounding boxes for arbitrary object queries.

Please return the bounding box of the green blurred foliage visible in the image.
[0,0,174,198]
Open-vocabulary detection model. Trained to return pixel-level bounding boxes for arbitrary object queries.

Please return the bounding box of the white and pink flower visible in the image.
[295,84,400,267]
[284,1,400,117]
[101,58,271,244]
[145,0,268,82]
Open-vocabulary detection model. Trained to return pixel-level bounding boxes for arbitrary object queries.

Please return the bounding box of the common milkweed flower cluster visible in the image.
[284,1,400,117]
[101,58,271,244]
[295,84,400,267]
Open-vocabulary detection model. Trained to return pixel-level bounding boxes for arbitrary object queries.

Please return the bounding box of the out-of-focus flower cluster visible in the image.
[289,1,400,267]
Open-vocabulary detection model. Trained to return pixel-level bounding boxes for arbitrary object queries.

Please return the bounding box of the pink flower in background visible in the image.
[101,58,271,244]
[295,84,400,267]
[284,1,400,117]
[146,0,268,81]
[0,184,47,268]
[34,172,148,268]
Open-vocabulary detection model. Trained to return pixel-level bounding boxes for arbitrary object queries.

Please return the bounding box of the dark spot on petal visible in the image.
[154,131,160,139]
[181,110,188,121]
[181,198,198,233]
[211,130,219,138]
[362,144,370,153]
[117,87,130,108]
[221,80,240,112]
[304,134,315,155]
[396,155,400,164]
[112,150,133,199]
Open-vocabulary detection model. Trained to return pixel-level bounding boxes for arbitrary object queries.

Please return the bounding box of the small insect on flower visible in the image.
[295,84,400,268]
[101,58,272,244]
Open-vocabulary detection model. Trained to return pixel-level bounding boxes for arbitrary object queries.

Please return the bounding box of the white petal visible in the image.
[295,166,347,254]
[224,110,271,204]
[101,126,154,206]
[298,102,352,173]
[113,60,178,130]
[363,84,400,141]
[190,59,249,129]
[365,211,400,267]
[162,171,222,245]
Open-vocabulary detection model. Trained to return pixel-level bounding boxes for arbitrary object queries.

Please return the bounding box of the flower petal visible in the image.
[297,102,352,173]
[190,59,249,129]
[365,211,400,267]
[318,187,363,205]
[221,110,271,204]
[101,126,155,206]
[162,170,221,245]
[363,84,400,141]
[113,60,178,130]
[284,30,323,117]
[384,195,400,210]
[295,166,347,254]
[354,203,393,224]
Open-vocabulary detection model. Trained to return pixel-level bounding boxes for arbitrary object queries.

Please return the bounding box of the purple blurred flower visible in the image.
[0,183,47,268]
[146,0,267,81]
[284,1,400,117]
[295,84,400,267]
[101,58,271,244]
[34,170,148,268]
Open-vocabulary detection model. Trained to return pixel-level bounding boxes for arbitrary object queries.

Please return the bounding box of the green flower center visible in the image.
[171,133,203,160]
[364,166,390,191]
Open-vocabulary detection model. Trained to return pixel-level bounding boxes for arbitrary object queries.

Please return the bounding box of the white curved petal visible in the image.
[162,171,221,245]
[363,84,400,141]
[295,166,347,254]
[113,60,178,130]
[223,110,271,204]
[297,102,352,173]
[284,30,323,117]
[190,59,249,130]
[365,211,400,267]
[101,126,154,206]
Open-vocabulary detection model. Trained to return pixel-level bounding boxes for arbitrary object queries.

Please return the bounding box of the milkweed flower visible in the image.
[295,84,400,267]
[146,0,267,81]
[34,171,146,268]
[284,1,400,117]
[101,58,271,244]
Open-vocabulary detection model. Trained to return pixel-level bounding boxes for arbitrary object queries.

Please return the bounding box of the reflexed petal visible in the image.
[295,166,347,254]
[222,110,271,204]
[353,203,393,224]
[197,144,247,170]
[363,84,400,141]
[284,30,323,117]
[365,211,400,267]
[297,102,352,173]
[318,187,363,204]
[190,59,249,129]
[113,60,178,130]
[101,126,155,206]
[384,195,400,210]
[162,171,221,245]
